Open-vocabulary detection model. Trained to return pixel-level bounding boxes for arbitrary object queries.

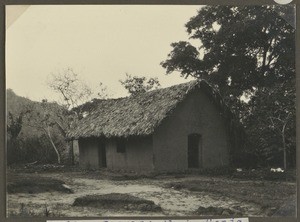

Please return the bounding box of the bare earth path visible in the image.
[6,171,276,217]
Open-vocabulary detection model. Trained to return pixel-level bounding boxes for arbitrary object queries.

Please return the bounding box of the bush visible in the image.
[7,135,58,165]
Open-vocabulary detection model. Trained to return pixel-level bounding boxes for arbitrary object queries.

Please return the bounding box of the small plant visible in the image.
[44,204,51,217]
[19,203,26,215]
[17,203,35,216]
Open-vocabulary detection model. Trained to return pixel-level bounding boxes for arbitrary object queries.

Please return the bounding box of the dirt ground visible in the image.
[6,169,296,217]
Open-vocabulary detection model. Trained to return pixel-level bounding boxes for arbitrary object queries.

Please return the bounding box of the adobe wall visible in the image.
[106,136,154,172]
[72,140,80,165]
[153,89,230,171]
[78,138,101,169]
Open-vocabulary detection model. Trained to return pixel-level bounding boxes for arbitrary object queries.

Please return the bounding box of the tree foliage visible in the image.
[161,5,295,106]
[6,89,61,165]
[120,73,161,96]
[45,68,110,164]
[48,68,93,110]
[48,68,109,116]
[25,100,68,164]
[244,81,296,168]
[7,112,24,140]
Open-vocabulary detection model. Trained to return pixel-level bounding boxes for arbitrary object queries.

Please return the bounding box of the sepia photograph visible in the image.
[5,4,296,218]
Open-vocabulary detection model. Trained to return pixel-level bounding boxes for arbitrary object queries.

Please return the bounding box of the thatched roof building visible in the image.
[69,80,242,172]
[68,80,232,140]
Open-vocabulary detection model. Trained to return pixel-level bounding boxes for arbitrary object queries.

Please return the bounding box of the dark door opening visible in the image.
[98,142,107,168]
[188,134,202,168]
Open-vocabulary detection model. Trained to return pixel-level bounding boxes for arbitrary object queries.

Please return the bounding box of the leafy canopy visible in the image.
[120,73,161,96]
[161,5,295,101]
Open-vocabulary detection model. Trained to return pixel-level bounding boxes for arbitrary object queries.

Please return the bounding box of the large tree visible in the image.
[161,5,295,168]
[161,5,295,113]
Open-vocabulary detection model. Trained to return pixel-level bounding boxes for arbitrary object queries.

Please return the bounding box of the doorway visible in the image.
[98,142,107,168]
[188,134,202,168]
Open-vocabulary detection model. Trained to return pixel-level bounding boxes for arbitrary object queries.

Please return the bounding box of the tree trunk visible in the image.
[282,133,287,170]
[282,119,289,170]
[46,127,61,164]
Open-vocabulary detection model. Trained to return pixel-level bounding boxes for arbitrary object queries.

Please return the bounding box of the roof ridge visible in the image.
[67,79,219,139]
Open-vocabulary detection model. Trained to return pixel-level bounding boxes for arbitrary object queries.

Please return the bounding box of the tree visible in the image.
[6,89,32,140]
[48,68,109,115]
[161,5,295,168]
[6,89,60,164]
[245,81,295,169]
[48,68,92,111]
[7,111,26,164]
[46,68,109,164]
[161,5,295,115]
[25,100,65,164]
[120,73,161,96]
[7,111,24,140]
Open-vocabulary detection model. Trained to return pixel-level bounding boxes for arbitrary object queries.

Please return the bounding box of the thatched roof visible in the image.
[67,80,233,140]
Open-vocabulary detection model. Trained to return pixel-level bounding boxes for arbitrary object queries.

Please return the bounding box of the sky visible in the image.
[6,5,203,102]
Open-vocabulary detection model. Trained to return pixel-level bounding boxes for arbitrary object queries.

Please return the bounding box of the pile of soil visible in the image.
[7,175,72,194]
[73,193,162,212]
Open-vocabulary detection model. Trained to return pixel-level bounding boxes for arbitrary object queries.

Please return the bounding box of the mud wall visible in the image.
[78,138,101,169]
[106,136,154,172]
[153,89,230,171]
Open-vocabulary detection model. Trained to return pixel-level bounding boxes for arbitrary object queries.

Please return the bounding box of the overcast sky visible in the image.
[6,5,203,102]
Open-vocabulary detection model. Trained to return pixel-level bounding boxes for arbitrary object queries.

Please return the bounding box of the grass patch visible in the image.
[8,163,80,173]
[73,193,162,212]
[8,203,63,217]
[230,168,296,181]
[166,179,296,216]
[107,168,296,182]
[7,174,72,194]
